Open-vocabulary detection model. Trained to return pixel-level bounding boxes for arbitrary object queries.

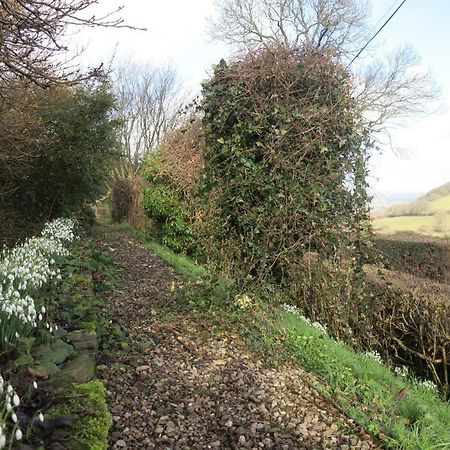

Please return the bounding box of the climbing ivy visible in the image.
[199,46,372,286]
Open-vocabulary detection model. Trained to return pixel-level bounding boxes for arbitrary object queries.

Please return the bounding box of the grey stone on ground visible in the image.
[51,352,96,388]
[66,330,98,352]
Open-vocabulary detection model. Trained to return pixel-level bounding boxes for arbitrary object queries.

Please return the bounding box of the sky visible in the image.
[74,0,450,208]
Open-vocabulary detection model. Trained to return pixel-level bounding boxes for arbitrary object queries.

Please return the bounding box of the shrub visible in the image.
[0,77,119,241]
[111,177,149,229]
[375,234,450,283]
[199,46,371,284]
[156,118,204,198]
[141,153,194,253]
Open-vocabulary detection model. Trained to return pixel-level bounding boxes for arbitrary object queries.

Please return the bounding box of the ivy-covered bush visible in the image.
[199,46,371,284]
[141,153,194,253]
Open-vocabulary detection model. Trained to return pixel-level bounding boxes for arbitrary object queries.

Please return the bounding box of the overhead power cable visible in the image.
[347,0,408,68]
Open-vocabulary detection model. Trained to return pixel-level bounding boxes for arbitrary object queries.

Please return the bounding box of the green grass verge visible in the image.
[282,312,450,449]
[100,220,205,280]
[107,221,450,449]
[47,380,111,450]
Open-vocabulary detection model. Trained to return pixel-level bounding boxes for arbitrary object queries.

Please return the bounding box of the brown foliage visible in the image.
[375,234,450,284]
[157,118,204,198]
[111,177,149,229]
[290,262,450,396]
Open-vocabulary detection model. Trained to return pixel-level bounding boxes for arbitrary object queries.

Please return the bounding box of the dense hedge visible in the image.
[375,234,450,284]
[0,78,119,242]
[199,46,371,284]
[289,261,450,396]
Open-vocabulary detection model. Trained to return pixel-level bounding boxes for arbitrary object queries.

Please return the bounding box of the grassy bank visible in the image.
[107,221,450,449]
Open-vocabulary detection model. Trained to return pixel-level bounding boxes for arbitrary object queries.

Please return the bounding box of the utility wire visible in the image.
[347,0,408,68]
[371,0,404,32]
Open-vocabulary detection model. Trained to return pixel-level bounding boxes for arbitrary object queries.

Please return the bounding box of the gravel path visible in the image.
[96,227,380,450]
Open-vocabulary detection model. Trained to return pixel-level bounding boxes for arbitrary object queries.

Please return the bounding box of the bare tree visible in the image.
[113,61,185,172]
[0,0,132,87]
[209,0,438,133]
[353,45,438,131]
[209,0,369,55]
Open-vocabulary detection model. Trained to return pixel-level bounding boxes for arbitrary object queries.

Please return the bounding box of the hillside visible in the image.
[430,194,450,212]
[373,181,450,236]
[422,181,450,202]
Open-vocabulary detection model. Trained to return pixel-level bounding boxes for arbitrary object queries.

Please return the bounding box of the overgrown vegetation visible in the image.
[0,79,119,243]
[199,47,371,284]
[47,380,111,450]
[121,44,450,398]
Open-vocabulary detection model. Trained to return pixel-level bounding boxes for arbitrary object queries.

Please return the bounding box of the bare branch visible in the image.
[113,60,186,171]
[0,0,139,86]
[209,0,370,55]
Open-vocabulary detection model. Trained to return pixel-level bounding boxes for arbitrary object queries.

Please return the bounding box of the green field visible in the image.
[431,194,450,212]
[373,213,450,237]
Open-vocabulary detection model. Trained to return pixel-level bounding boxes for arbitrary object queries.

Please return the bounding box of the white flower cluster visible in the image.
[364,350,383,364]
[234,294,253,310]
[41,218,77,242]
[419,379,438,392]
[0,218,76,345]
[281,303,328,335]
[394,365,409,378]
[0,376,43,448]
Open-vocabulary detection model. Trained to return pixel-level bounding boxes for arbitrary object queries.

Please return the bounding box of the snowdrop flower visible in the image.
[15,429,22,441]
[421,379,438,391]
[234,294,253,309]
[0,218,75,345]
[364,351,383,364]
[394,366,409,378]
[32,381,37,389]
[11,413,17,423]
[13,394,20,406]
[38,412,44,422]
[281,304,328,335]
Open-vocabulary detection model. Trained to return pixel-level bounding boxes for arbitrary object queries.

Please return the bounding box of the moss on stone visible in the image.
[47,380,111,450]
[82,320,97,331]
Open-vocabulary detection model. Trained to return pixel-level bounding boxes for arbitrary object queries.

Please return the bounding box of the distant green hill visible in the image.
[430,194,450,212]
[420,181,450,202]
[373,181,450,237]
